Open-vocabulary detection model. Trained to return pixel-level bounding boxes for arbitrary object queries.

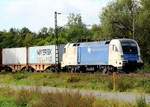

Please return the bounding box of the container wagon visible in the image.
[1,45,65,72]
[61,39,143,73]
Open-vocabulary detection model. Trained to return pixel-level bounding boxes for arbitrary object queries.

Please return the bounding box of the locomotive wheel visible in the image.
[102,67,108,74]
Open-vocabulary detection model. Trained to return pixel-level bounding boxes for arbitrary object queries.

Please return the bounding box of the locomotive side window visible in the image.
[112,45,115,51]
[115,46,118,52]
[112,45,118,52]
[64,48,66,53]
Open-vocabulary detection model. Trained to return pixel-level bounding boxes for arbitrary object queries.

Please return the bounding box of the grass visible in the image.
[0,87,149,107]
[138,63,150,73]
[0,72,150,93]
[0,87,96,107]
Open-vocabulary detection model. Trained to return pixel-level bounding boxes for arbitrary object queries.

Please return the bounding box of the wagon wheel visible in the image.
[45,67,55,73]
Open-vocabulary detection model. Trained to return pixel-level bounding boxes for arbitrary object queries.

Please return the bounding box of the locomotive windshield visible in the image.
[121,40,138,54]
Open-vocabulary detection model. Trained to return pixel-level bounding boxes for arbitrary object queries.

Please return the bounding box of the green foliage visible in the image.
[138,63,150,73]
[116,77,134,92]
[0,100,16,107]
[100,0,139,39]
[65,13,91,42]
[100,0,150,62]
[12,73,28,80]
[136,96,147,107]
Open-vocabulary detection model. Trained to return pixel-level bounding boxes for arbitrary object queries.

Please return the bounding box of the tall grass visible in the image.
[93,99,135,107]
[0,72,150,93]
[33,91,95,107]
[0,87,149,107]
[15,90,33,107]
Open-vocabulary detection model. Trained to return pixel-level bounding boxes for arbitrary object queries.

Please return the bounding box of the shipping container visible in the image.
[2,47,27,71]
[28,45,65,71]
[77,42,109,65]
[2,48,27,65]
[28,45,56,64]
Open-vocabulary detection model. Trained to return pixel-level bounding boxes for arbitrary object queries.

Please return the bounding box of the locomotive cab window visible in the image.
[121,40,138,54]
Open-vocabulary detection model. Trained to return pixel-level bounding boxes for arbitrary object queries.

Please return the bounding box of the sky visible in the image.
[0,0,113,32]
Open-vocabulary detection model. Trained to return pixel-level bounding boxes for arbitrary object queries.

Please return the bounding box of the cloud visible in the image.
[0,0,112,32]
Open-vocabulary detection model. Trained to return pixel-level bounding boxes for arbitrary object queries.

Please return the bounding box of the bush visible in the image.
[138,63,150,73]
[116,78,134,92]
[136,96,147,107]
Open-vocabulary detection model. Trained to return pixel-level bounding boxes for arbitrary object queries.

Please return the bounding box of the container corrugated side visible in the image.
[28,45,56,64]
[77,42,109,65]
[2,48,27,65]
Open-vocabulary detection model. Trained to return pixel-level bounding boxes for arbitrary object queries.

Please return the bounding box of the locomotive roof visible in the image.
[65,38,136,48]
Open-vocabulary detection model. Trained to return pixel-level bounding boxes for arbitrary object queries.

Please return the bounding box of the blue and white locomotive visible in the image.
[61,38,143,73]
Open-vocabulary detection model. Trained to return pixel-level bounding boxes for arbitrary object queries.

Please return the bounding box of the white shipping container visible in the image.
[2,48,27,65]
[28,45,56,64]
[28,45,65,65]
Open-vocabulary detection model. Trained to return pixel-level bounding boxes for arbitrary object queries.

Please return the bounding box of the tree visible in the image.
[100,0,149,62]
[20,27,31,37]
[100,0,140,39]
[90,24,103,40]
[136,0,150,62]
[65,13,91,42]
[23,33,33,47]
[38,27,48,38]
